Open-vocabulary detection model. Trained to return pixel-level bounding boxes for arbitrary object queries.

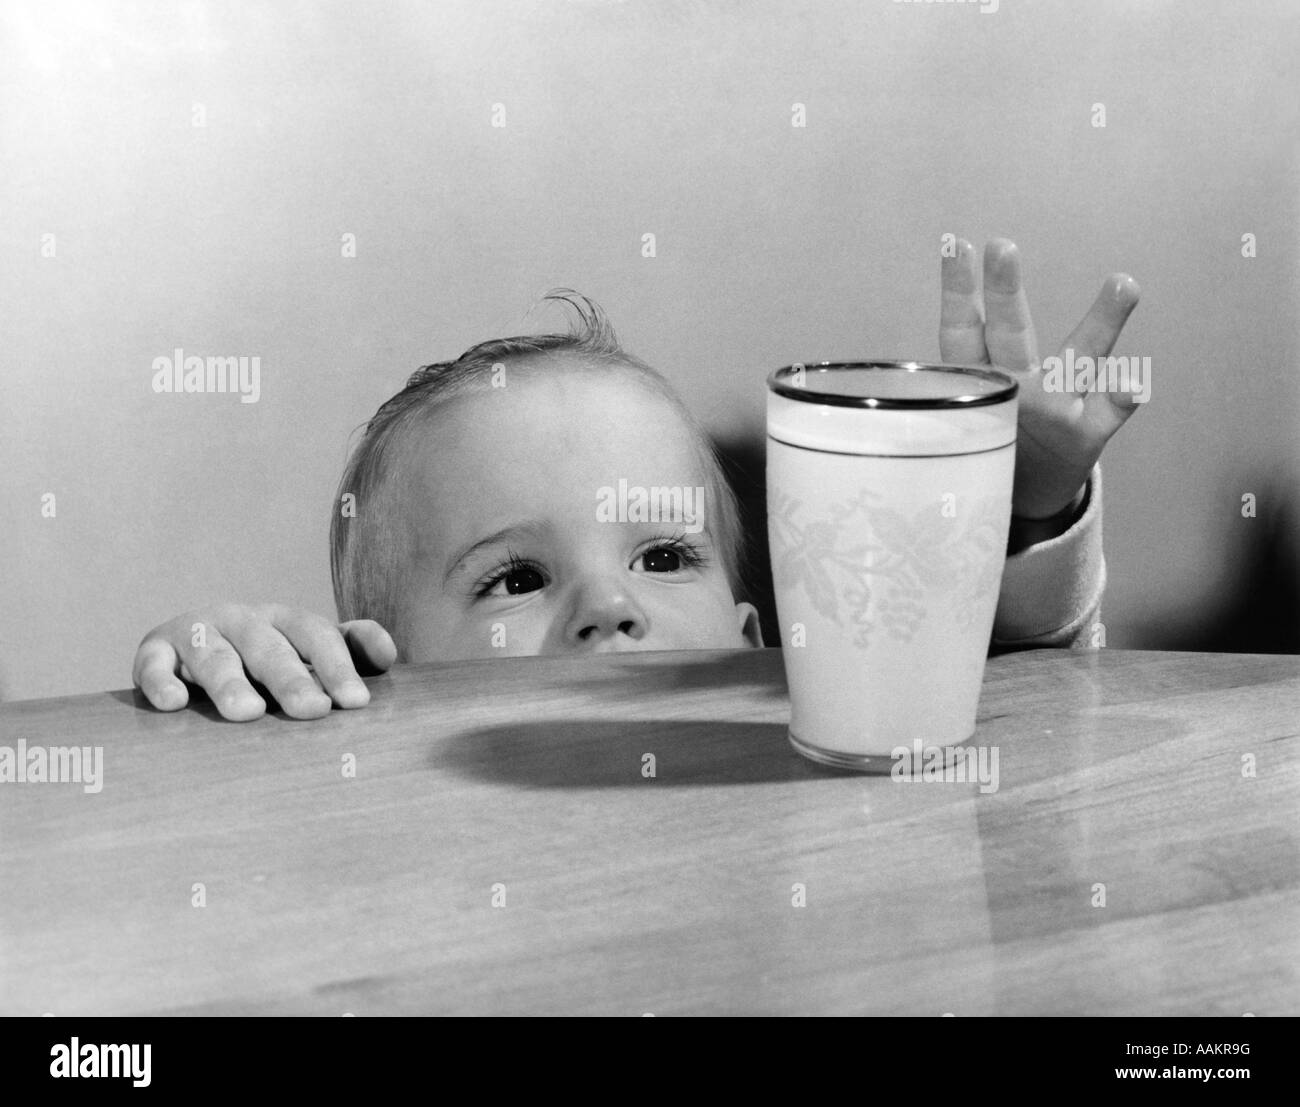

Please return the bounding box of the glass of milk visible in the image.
[766,362,1019,771]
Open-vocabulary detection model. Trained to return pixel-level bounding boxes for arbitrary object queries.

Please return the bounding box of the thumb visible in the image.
[340,619,399,673]
[1085,356,1152,440]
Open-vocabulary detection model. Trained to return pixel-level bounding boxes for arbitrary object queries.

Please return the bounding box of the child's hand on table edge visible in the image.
[939,238,1143,548]
[133,605,397,721]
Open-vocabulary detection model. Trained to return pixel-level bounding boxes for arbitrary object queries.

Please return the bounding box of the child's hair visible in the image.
[330,290,747,641]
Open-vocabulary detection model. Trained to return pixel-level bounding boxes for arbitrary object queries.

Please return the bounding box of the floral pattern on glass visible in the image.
[769,487,1007,649]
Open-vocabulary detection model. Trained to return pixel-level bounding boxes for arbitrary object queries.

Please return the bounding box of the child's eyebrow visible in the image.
[442,522,549,586]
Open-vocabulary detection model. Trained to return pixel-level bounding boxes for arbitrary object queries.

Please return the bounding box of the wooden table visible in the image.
[1,648,1297,1016]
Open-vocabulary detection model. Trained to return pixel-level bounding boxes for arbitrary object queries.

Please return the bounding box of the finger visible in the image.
[1058,273,1141,360]
[939,238,989,364]
[340,620,398,675]
[273,609,373,709]
[176,630,268,722]
[221,616,334,719]
[132,637,189,712]
[982,239,1040,372]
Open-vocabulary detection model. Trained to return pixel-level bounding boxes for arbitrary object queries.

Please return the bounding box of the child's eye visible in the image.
[477,557,546,598]
[635,538,708,574]
[642,547,683,572]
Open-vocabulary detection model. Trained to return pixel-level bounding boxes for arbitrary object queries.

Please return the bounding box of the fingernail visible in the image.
[1108,274,1140,305]
[340,680,370,706]
[985,241,1020,287]
[160,686,186,710]
[217,680,253,707]
[288,685,330,710]
[217,688,262,718]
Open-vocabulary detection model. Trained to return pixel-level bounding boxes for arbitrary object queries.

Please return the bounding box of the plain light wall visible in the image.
[2,0,1297,701]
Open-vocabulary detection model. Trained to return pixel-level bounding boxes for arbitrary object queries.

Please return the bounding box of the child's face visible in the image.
[391,356,762,661]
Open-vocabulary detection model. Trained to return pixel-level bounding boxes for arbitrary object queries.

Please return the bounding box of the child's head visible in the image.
[331,291,762,660]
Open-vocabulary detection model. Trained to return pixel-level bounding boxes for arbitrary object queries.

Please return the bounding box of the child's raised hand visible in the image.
[132,605,397,721]
[939,238,1143,521]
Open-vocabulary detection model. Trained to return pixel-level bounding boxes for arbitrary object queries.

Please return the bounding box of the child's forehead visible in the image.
[448,352,696,438]
[398,357,708,488]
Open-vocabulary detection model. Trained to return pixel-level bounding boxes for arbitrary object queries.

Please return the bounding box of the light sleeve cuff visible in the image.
[992,464,1105,649]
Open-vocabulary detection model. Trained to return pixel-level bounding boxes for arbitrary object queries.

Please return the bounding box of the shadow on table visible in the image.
[109,686,231,721]
[440,719,839,787]
[551,648,788,700]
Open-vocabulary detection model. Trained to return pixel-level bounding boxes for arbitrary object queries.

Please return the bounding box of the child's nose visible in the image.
[564,580,649,650]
